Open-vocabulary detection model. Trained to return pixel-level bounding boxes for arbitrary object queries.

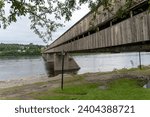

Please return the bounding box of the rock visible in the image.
[40,85,47,88]
[99,85,107,90]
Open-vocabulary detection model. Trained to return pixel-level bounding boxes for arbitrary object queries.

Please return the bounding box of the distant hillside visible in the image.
[0,43,45,56]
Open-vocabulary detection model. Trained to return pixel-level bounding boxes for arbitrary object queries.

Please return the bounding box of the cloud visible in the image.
[50,4,89,43]
[0,4,89,45]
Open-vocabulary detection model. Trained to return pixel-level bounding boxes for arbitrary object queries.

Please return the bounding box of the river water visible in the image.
[0,52,150,80]
[0,56,47,80]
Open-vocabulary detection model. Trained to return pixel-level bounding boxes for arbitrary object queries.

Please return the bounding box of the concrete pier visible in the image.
[42,53,80,73]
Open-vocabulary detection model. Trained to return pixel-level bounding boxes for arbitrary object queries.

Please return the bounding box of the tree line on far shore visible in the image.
[0,43,44,56]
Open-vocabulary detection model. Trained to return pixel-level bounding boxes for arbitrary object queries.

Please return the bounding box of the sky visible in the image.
[0,3,89,45]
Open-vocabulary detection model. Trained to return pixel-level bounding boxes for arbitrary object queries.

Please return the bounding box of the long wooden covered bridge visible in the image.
[43,0,150,72]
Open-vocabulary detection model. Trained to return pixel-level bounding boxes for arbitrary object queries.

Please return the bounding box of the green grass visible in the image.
[2,66,150,100]
[29,78,150,100]
[85,78,150,100]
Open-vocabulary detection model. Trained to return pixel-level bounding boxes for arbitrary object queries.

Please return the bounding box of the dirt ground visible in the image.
[0,68,150,99]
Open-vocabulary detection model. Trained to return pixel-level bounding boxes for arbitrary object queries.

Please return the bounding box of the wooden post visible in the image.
[139,51,142,70]
[61,50,65,90]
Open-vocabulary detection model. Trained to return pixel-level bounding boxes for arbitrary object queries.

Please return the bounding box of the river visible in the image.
[0,56,47,80]
[0,52,150,80]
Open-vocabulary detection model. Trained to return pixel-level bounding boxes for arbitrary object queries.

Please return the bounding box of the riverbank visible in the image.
[0,66,150,100]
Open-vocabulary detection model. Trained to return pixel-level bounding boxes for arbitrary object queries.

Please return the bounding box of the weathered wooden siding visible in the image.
[45,9,150,54]
[44,0,149,53]
[46,0,145,50]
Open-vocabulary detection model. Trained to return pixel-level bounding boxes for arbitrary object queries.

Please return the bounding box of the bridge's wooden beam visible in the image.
[47,0,147,50]
[44,0,149,54]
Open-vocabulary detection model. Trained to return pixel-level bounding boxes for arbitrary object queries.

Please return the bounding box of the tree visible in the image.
[0,0,140,43]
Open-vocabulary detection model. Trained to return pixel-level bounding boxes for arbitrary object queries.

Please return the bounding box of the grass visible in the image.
[1,66,150,100]
[93,78,150,100]
[32,83,98,100]
[28,78,150,100]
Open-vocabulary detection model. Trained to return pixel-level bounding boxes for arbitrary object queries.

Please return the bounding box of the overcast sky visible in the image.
[0,4,89,45]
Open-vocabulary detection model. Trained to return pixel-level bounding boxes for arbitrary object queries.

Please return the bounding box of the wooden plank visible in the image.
[115,24,118,45]
[102,30,105,47]
[111,26,115,46]
[107,27,110,46]
[143,12,149,41]
[131,16,137,42]
[147,11,150,41]
[95,32,98,48]
[99,31,102,47]
[90,35,92,49]
[104,29,106,47]
[107,27,111,46]
[86,37,89,50]
[126,20,131,43]
[97,31,99,48]
[136,13,143,42]
[118,23,122,45]
[92,34,95,49]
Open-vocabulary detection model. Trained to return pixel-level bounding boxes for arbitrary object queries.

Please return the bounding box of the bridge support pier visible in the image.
[54,53,80,72]
[43,53,80,74]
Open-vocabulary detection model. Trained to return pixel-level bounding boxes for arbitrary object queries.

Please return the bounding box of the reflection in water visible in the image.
[44,61,78,77]
[44,62,54,77]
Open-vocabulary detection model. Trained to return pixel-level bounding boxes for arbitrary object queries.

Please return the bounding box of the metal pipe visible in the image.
[61,50,65,90]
